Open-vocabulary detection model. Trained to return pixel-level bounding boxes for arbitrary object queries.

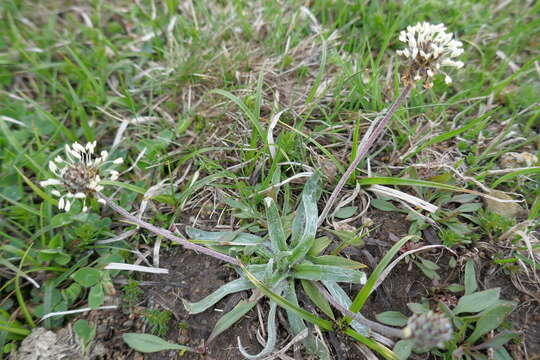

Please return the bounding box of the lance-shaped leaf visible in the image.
[123,333,193,353]
[183,278,253,314]
[289,175,319,264]
[290,174,320,247]
[238,300,278,359]
[467,304,515,343]
[293,263,366,283]
[186,227,264,246]
[301,280,334,320]
[264,197,288,252]
[208,298,258,343]
[453,288,501,315]
[310,255,367,269]
[285,281,331,360]
[186,226,270,257]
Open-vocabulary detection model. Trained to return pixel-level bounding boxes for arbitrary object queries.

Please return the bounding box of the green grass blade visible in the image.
[491,167,540,187]
[344,327,398,360]
[15,247,36,328]
[99,180,148,195]
[210,89,265,141]
[402,111,491,161]
[16,167,58,206]
[0,192,40,216]
[348,236,414,317]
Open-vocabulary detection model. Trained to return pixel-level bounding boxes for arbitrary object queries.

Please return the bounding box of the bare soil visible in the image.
[83,210,539,359]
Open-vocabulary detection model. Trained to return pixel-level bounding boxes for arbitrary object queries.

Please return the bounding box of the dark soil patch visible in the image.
[83,209,539,359]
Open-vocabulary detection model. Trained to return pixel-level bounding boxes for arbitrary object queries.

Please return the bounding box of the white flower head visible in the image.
[397,22,464,88]
[40,141,124,212]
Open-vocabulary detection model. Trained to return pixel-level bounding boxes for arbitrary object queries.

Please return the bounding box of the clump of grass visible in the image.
[121,280,143,311]
[142,309,172,337]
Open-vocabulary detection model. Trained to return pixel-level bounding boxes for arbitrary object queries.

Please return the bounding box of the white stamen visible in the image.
[40,179,63,187]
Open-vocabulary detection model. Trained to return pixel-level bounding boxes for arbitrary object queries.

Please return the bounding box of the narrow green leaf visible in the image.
[264,197,287,252]
[305,38,327,104]
[289,175,319,264]
[0,192,40,216]
[453,289,501,315]
[210,89,265,140]
[492,167,540,187]
[15,247,36,328]
[311,255,366,269]
[371,199,402,212]
[209,299,258,342]
[308,236,332,257]
[183,278,253,314]
[493,346,513,360]
[238,301,277,359]
[293,263,366,283]
[472,331,519,350]
[123,333,193,353]
[464,259,477,295]
[301,280,334,319]
[467,305,514,343]
[285,281,331,360]
[349,236,415,317]
[322,281,369,335]
[99,180,147,195]
[402,113,489,161]
[344,327,399,360]
[0,324,31,336]
[186,227,264,245]
[15,167,58,206]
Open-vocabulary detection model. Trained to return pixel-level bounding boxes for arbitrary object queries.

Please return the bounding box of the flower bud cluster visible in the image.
[397,22,464,88]
[40,142,123,212]
[403,311,453,351]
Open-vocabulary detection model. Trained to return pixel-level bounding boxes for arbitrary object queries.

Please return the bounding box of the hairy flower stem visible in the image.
[318,83,413,226]
[315,283,405,339]
[97,192,241,266]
